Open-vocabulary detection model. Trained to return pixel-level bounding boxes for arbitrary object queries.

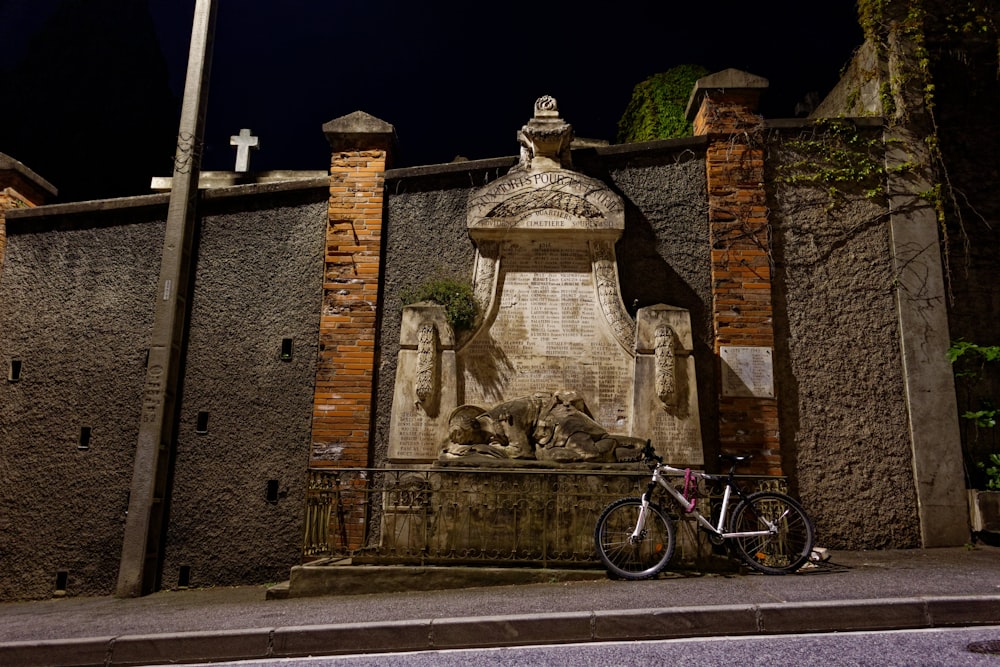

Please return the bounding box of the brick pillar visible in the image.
[686,70,781,476]
[312,112,395,546]
[0,153,57,278]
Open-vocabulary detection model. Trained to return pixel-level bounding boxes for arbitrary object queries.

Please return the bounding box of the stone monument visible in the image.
[388,96,702,466]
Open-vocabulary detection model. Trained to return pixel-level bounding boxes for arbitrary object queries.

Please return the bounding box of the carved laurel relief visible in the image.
[472,241,499,313]
[591,240,635,350]
[655,325,676,405]
[414,324,437,407]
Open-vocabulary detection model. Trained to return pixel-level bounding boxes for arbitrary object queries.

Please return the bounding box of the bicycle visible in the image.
[594,441,815,579]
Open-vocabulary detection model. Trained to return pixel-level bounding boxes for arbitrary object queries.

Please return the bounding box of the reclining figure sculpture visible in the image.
[440,390,645,464]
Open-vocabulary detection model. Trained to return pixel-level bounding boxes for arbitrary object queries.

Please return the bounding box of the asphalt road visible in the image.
[165,626,1000,667]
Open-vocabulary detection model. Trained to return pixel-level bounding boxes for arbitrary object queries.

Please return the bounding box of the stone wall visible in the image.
[0,203,164,599]
[160,190,326,591]
[0,186,326,599]
[765,123,921,549]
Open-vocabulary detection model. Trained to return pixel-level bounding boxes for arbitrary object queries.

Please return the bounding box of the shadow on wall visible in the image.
[616,196,719,467]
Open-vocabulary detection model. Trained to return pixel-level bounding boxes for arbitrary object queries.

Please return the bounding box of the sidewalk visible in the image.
[3,546,1000,666]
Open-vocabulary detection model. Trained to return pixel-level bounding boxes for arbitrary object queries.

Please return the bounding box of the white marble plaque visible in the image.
[720,346,774,398]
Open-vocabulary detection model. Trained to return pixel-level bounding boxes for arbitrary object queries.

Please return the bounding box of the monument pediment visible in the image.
[468,168,623,238]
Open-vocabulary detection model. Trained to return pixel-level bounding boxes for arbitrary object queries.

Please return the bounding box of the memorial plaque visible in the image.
[458,238,633,430]
[720,346,774,398]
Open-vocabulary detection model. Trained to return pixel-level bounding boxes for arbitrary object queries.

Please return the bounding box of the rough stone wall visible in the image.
[0,188,325,600]
[605,151,716,459]
[0,207,164,599]
[766,126,921,549]
[161,192,326,590]
[375,178,479,464]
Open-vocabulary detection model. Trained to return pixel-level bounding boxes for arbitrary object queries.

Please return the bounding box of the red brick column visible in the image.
[687,70,781,476]
[312,112,395,548]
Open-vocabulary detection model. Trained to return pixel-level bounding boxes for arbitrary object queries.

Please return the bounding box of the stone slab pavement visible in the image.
[2,546,1000,666]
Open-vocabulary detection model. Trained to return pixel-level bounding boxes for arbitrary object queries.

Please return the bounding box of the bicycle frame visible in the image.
[631,463,781,541]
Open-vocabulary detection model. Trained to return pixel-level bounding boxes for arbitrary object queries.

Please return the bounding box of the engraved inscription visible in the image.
[142,365,164,423]
[460,240,633,428]
[720,346,775,398]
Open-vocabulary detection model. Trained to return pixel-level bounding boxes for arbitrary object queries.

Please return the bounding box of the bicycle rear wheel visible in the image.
[728,491,814,574]
[594,497,675,580]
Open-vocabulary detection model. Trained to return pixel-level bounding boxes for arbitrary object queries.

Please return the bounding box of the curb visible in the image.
[3,595,1000,666]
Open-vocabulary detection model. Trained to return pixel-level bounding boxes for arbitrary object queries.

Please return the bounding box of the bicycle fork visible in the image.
[629,481,658,543]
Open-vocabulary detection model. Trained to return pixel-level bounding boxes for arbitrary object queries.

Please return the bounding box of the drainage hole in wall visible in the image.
[266,479,280,503]
[280,338,293,361]
[178,565,191,588]
[8,358,22,382]
[55,571,68,594]
[78,426,92,450]
[196,411,209,434]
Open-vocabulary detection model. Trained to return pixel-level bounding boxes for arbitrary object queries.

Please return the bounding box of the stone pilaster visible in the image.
[686,70,781,475]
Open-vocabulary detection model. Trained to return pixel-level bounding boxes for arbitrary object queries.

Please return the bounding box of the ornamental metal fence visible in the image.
[303,466,786,568]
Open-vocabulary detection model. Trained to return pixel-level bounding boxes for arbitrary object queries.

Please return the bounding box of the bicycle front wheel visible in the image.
[729,491,814,574]
[594,497,675,580]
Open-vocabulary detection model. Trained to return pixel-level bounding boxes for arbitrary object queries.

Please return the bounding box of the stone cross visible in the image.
[229,128,259,172]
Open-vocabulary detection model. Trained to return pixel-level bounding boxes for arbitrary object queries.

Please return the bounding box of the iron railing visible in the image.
[304,466,786,568]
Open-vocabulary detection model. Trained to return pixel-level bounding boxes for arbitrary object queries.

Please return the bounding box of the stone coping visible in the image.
[310,464,786,480]
[4,122,888,225]
[0,152,58,198]
[385,135,710,186]
[5,177,330,223]
[150,170,328,191]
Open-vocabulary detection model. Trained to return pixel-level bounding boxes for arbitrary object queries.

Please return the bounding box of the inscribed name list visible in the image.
[459,239,633,430]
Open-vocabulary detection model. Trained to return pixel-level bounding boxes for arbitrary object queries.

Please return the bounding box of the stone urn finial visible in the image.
[513,95,574,171]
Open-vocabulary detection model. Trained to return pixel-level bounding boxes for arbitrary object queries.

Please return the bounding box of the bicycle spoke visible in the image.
[729,492,814,574]
[594,497,675,580]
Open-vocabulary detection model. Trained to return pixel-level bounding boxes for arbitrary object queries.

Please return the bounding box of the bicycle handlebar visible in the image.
[641,440,662,467]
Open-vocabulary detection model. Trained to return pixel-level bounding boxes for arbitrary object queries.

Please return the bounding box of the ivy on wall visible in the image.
[775,118,889,210]
[616,65,709,143]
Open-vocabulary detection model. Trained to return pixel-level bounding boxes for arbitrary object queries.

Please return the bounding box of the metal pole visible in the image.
[117,0,217,597]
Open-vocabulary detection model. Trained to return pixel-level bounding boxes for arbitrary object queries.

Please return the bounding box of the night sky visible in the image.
[0,0,864,202]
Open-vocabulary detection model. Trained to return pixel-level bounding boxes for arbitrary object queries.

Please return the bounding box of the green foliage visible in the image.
[857,0,888,42]
[616,65,709,144]
[948,340,1000,366]
[977,453,1000,490]
[401,276,478,332]
[949,340,1000,486]
[775,118,886,208]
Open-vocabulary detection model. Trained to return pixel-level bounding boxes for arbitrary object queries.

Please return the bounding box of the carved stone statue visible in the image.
[440,391,645,463]
[510,95,574,173]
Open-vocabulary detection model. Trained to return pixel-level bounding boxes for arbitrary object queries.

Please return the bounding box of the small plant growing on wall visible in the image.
[401,276,478,332]
[949,340,1000,488]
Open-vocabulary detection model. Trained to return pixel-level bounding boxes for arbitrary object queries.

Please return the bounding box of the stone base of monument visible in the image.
[270,532,739,600]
